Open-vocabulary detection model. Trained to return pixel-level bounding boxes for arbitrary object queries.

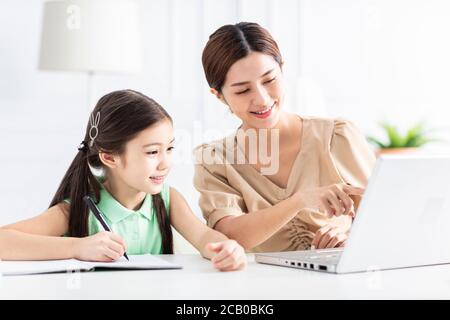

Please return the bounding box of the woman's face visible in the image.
[219,51,285,129]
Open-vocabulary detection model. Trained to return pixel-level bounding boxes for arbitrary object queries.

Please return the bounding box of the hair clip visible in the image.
[89,111,100,147]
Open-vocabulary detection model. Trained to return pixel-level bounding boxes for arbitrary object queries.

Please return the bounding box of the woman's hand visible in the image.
[73,231,128,262]
[311,225,348,250]
[297,183,364,217]
[205,240,247,271]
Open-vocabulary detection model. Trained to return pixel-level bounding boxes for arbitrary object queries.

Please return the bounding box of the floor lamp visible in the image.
[38,0,142,111]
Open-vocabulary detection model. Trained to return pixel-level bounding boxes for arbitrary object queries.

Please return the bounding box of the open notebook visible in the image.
[0,254,182,276]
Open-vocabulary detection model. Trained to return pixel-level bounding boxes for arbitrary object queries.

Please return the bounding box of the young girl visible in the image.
[0,89,246,272]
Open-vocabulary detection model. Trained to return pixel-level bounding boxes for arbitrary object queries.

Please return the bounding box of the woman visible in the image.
[193,22,376,252]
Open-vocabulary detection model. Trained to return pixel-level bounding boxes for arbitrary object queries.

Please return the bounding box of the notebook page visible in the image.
[84,254,182,270]
[0,259,88,276]
[0,255,182,276]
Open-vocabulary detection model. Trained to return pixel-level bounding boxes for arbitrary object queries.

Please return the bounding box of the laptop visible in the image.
[255,155,450,273]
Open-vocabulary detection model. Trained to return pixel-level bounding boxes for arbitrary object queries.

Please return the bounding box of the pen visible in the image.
[83,195,129,261]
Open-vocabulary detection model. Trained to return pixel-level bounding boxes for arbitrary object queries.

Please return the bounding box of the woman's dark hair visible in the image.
[202,22,283,93]
[50,89,173,254]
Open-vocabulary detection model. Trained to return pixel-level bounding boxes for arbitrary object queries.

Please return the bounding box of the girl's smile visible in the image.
[149,174,166,185]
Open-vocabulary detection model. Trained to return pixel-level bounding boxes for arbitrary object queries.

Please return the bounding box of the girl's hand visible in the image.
[205,240,247,271]
[297,183,364,218]
[73,231,128,262]
[311,225,348,250]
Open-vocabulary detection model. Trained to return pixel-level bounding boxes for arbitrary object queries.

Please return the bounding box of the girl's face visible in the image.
[111,119,175,195]
[219,51,285,129]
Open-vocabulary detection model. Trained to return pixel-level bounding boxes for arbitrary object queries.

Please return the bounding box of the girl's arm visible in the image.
[0,203,75,260]
[0,203,126,261]
[169,187,246,271]
[1,203,70,235]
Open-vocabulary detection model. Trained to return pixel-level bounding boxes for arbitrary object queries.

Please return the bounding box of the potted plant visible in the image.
[367,122,437,157]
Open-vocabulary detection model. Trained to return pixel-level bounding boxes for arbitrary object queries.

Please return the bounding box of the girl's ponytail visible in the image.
[49,143,101,237]
[152,193,173,254]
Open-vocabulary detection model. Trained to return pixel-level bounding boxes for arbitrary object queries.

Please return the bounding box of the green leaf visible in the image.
[404,123,425,147]
[370,121,440,149]
[367,136,387,149]
[381,123,404,148]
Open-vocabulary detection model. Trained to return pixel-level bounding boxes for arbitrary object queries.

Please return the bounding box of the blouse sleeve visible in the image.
[193,146,246,229]
[330,119,376,209]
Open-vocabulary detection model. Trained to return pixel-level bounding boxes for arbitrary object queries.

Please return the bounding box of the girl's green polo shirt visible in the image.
[65,183,170,255]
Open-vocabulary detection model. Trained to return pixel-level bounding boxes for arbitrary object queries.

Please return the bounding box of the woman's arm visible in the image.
[215,184,363,250]
[169,187,246,271]
[0,203,126,261]
[214,192,303,250]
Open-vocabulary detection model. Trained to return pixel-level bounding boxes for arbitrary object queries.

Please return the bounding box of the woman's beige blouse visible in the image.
[193,117,376,253]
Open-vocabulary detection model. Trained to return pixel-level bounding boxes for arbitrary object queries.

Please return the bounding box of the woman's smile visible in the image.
[249,102,276,119]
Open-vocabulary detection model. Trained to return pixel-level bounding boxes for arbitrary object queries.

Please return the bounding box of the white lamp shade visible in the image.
[39,0,141,74]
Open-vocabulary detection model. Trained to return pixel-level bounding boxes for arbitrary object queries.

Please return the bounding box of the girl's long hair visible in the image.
[50,89,173,254]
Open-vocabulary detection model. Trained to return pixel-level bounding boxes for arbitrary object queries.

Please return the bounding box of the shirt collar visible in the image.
[97,188,153,223]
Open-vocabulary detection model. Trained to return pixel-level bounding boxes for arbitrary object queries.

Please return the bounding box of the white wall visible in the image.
[298,0,450,139]
[1,0,450,232]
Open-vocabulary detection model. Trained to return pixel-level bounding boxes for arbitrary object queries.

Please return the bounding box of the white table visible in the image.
[1,254,450,299]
